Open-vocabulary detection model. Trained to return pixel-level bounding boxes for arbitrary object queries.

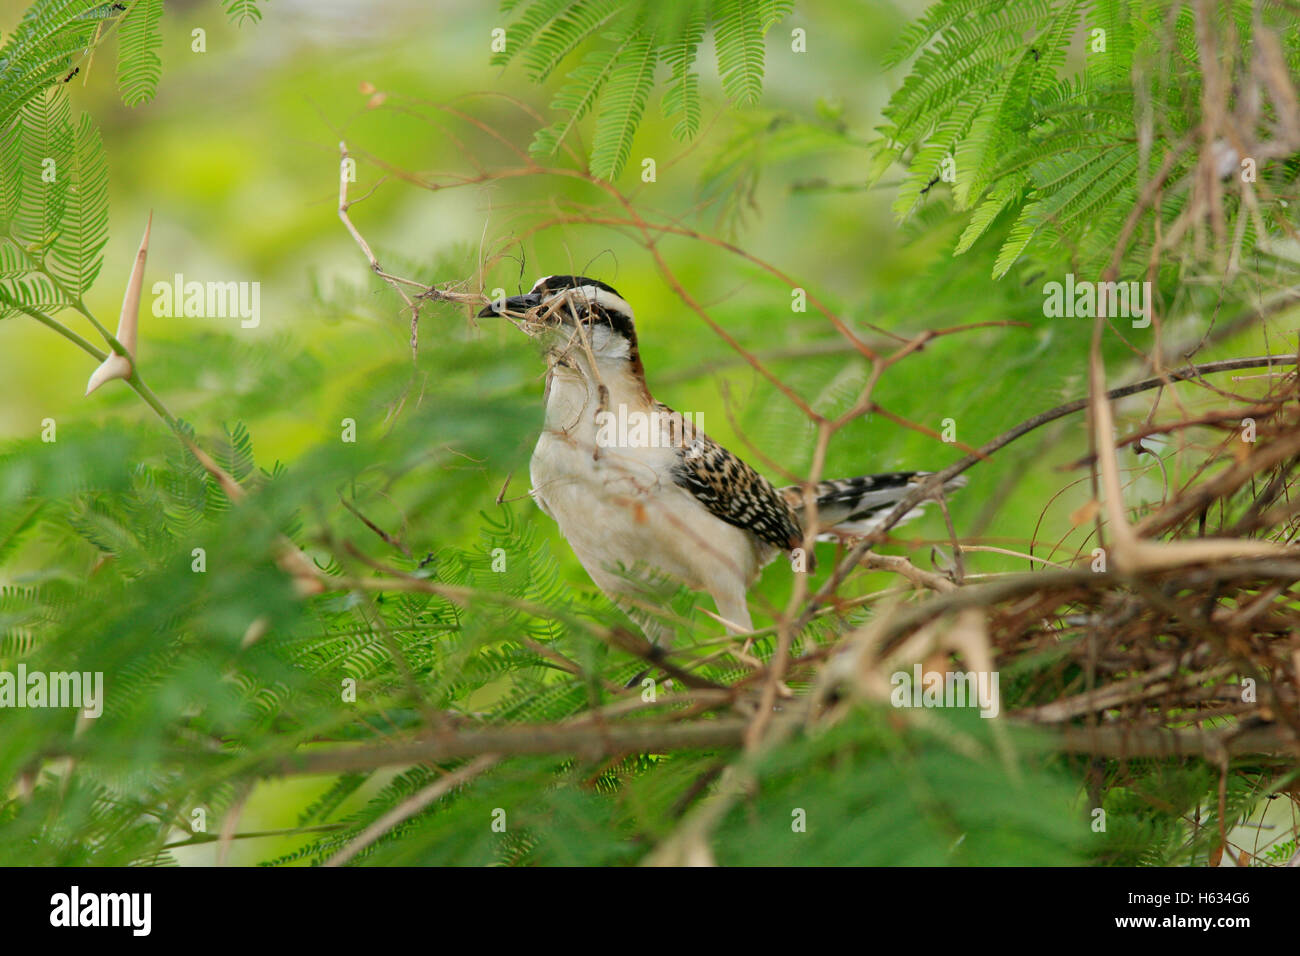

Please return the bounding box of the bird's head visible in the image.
[478,274,638,365]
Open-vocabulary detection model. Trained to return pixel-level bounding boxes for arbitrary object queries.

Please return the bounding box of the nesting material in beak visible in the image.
[477,292,543,318]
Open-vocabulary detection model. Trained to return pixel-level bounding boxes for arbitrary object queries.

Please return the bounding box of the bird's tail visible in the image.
[779,471,967,539]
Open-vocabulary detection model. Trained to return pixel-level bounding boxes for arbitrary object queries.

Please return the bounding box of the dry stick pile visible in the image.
[322,127,1300,863]
[814,359,1300,750]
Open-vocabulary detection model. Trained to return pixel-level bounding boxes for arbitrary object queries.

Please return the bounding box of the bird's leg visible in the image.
[615,597,677,650]
[708,589,767,668]
[711,588,753,636]
[609,595,678,691]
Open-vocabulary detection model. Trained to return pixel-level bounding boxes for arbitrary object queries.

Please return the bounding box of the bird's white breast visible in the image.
[529,363,761,595]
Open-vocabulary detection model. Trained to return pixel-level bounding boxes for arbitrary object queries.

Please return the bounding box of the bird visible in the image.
[478,274,965,646]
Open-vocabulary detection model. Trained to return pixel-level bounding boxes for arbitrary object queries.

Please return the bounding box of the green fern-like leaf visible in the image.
[47,112,109,295]
[14,88,72,258]
[522,0,632,81]
[712,0,765,106]
[490,0,575,68]
[0,0,102,129]
[0,91,72,314]
[116,0,163,106]
[953,173,1026,254]
[530,33,633,157]
[223,0,263,26]
[882,0,999,69]
[0,0,262,145]
[0,119,26,235]
[660,8,704,141]
[757,0,795,31]
[992,144,1137,277]
[0,274,65,318]
[0,88,107,312]
[589,29,658,179]
[505,0,791,179]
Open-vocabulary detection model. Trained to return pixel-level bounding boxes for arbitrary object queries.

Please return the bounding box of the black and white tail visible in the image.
[779,471,967,538]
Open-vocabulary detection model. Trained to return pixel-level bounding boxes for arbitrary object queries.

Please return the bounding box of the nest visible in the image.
[818,360,1300,770]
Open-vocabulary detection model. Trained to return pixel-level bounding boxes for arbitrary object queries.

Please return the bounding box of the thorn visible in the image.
[86,212,151,396]
[696,605,754,636]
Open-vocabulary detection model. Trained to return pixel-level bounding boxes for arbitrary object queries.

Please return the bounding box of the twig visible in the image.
[271,723,763,776]
[324,755,500,866]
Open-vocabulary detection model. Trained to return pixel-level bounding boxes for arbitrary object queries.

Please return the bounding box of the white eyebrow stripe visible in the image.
[541,284,634,321]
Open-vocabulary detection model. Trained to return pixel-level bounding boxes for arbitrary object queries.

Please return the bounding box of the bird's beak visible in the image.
[477,292,543,318]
